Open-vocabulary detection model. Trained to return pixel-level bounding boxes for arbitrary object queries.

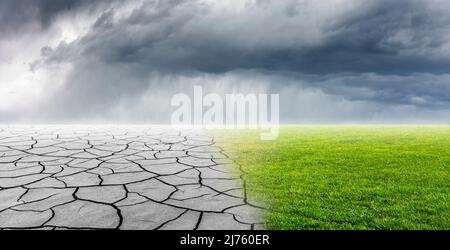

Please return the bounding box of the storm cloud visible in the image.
[1,0,450,123]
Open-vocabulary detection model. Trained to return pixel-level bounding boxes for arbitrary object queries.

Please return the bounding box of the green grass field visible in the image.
[219,125,450,229]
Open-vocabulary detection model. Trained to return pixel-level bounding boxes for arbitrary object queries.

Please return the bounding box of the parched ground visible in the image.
[0,125,265,230]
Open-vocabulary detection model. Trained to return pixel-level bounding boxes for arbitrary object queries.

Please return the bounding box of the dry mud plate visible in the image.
[0,126,265,230]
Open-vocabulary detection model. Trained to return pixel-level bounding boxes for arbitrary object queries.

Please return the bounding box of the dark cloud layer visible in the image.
[0,0,116,35]
[1,0,450,123]
[42,0,450,74]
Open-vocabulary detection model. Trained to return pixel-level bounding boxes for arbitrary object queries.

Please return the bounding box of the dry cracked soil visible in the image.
[0,125,265,230]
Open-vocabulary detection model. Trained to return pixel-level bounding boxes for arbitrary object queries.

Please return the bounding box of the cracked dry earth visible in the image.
[0,126,265,230]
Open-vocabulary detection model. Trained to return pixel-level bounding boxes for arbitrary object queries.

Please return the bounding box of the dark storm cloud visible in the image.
[42,0,450,75]
[0,0,115,35]
[301,0,450,75]
[2,0,450,123]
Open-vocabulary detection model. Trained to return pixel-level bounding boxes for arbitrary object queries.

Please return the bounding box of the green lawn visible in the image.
[218,125,450,229]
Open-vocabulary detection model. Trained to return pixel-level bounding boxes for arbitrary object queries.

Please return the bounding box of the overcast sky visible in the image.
[1,0,450,123]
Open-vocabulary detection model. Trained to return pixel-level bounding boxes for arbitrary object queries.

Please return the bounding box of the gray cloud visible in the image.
[42,0,450,74]
[2,0,450,123]
[0,0,117,35]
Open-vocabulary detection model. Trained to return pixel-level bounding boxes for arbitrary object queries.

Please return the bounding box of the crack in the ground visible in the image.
[0,126,265,230]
